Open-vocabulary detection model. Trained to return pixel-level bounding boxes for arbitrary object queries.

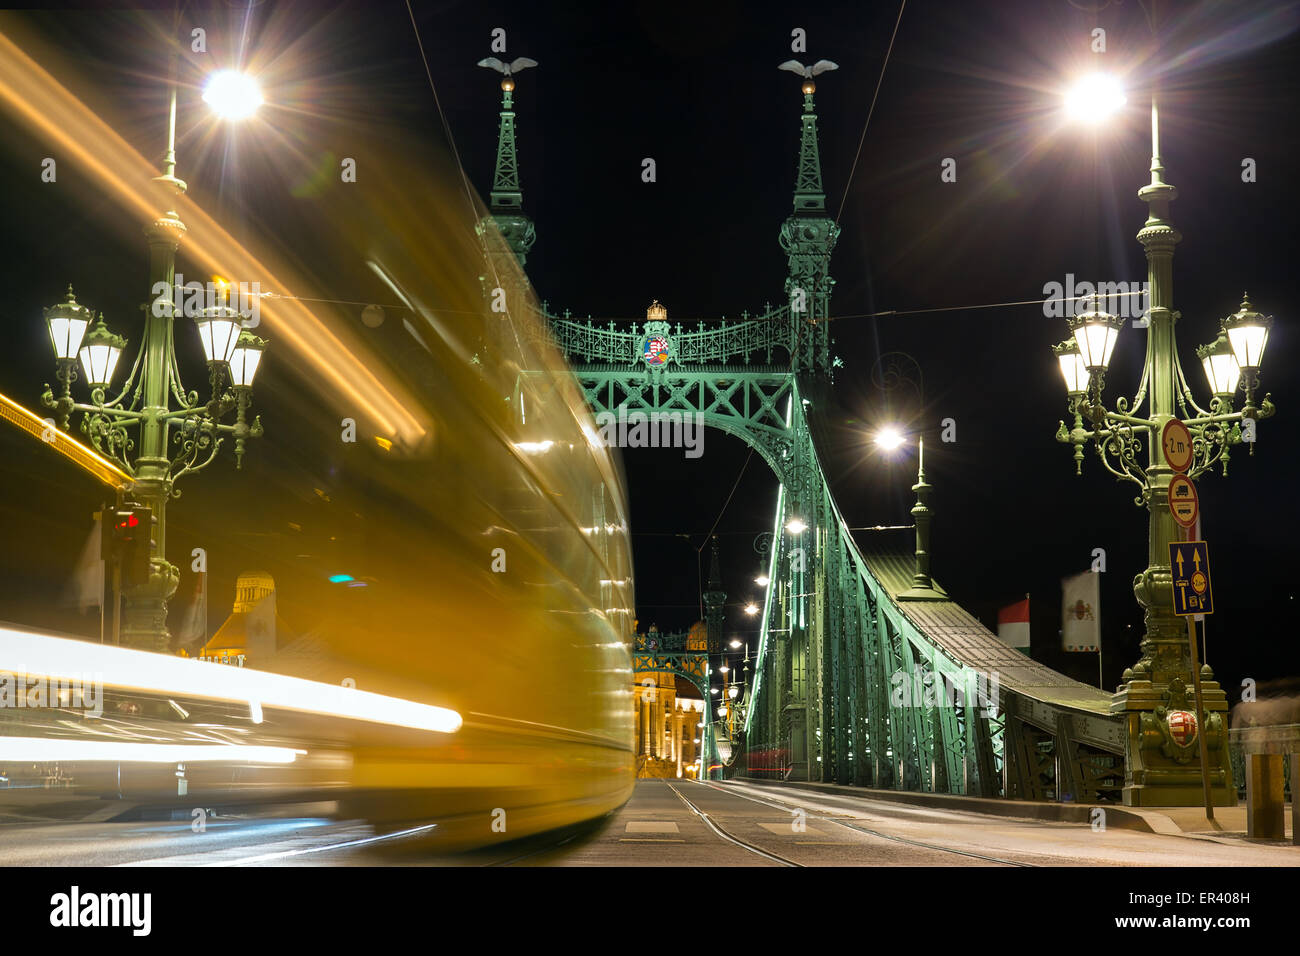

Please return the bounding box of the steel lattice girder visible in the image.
[737,388,1010,794]
[518,357,1110,799]
[572,369,797,480]
[492,68,1119,798]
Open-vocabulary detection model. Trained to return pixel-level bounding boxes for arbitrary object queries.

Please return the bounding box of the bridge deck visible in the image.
[860,547,1114,717]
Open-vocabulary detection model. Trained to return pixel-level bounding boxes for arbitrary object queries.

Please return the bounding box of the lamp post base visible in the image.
[1111,675,1238,808]
[120,559,180,653]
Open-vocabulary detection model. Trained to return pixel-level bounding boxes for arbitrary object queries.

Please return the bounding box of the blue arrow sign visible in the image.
[1168,540,1213,617]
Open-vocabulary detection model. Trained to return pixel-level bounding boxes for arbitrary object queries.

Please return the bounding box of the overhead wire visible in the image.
[835,0,907,224]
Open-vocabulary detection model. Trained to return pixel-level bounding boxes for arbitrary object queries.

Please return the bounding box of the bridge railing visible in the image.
[634,631,700,653]
[534,306,794,366]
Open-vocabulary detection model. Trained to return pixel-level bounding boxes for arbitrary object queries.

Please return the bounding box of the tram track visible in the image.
[697,779,1038,867]
[665,780,803,866]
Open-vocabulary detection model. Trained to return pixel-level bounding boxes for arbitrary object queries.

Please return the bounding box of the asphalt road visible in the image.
[2,780,1297,866]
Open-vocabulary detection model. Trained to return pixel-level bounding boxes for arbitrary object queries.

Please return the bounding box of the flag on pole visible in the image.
[245,588,277,663]
[63,515,103,612]
[1062,571,1100,652]
[996,597,1031,649]
[174,572,208,651]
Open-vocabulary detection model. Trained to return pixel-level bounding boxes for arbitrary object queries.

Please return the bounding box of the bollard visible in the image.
[1245,753,1285,840]
[1293,754,1299,846]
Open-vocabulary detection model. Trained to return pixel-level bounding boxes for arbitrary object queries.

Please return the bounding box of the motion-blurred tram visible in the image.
[0,130,638,850]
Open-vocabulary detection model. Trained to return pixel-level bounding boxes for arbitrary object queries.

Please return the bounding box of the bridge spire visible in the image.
[476,56,538,267]
[777,60,840,375]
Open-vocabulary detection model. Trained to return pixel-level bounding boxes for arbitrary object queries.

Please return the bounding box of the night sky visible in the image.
[0,0,1297,697]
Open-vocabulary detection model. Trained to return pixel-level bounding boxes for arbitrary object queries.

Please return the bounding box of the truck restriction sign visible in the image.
[1167,474,1199,529]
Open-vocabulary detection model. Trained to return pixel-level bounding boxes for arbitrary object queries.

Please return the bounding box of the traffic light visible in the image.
[101,505,153,589]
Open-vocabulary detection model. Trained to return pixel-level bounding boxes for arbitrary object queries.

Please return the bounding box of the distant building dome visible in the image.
[232,570,275,613]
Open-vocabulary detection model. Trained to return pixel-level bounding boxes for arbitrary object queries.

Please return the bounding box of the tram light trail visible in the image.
[0,627,463,734]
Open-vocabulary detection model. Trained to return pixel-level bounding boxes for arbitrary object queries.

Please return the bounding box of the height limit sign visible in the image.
[1168,541,1213,617]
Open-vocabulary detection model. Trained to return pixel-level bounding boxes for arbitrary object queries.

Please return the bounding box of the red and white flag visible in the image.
[997,597,1030,649]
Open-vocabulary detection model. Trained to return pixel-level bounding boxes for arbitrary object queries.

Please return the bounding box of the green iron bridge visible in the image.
[474,58,1125,801]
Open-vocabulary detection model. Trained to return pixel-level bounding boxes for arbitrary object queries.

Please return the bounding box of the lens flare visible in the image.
[202,70,263,120]
[875,426,905,451]
[1064,73,1126,124]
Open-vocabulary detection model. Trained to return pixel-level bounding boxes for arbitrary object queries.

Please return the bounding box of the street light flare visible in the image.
[875,426,904,451]
[203,70,263,120]
[1064,73,1126,124]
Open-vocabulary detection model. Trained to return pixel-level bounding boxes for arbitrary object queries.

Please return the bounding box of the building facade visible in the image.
[633,624,706,778]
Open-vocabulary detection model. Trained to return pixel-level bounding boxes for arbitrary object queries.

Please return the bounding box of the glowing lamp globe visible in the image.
[202,70,263,120]
[45,285,92,361]
[194,305,243,365]
[1065,73,1126,124]
[1052,339,1089,396]
[875,426,904,451]
[1068,297,1125,372]
[1221,295,1271,372]
[1196,333,1242,398]
[78,314,126,388]
[228,331,267,388]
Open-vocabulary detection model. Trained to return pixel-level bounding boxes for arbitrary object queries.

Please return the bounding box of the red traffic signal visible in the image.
[99,505,153,587]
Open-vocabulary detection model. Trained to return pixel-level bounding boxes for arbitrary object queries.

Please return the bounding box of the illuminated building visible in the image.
[633,624,706,778]
[192,571,287,666]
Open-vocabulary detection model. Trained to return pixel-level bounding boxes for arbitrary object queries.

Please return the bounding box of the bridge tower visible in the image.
[476,63,537,274]
[490,56,1125,799]
[780,75,840,375]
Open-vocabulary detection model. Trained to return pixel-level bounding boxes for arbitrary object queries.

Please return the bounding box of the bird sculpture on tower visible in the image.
[777,59,838,79]
[477,56,538,76]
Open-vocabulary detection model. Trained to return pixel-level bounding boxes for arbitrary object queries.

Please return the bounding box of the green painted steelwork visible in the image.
[476,66,536,269]
[485,62,1125,798]
[1053,94,1274,808]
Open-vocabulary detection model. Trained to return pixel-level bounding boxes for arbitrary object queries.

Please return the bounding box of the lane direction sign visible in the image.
[1168,540,1213,617]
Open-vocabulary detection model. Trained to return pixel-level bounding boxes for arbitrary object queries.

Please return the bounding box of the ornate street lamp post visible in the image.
[40,61,268,652]
[1053,81,1276,807]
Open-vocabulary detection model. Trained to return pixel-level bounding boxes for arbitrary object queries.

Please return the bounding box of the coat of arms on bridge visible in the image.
[637,301,676,371]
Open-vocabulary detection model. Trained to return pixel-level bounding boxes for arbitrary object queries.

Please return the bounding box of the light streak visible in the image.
[0,392,133,490]
[0,738,301,764]
[0,627,462,734]
[0,27,428,447]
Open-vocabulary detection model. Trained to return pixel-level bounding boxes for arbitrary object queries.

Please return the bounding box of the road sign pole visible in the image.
[1181,524,1216,824]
